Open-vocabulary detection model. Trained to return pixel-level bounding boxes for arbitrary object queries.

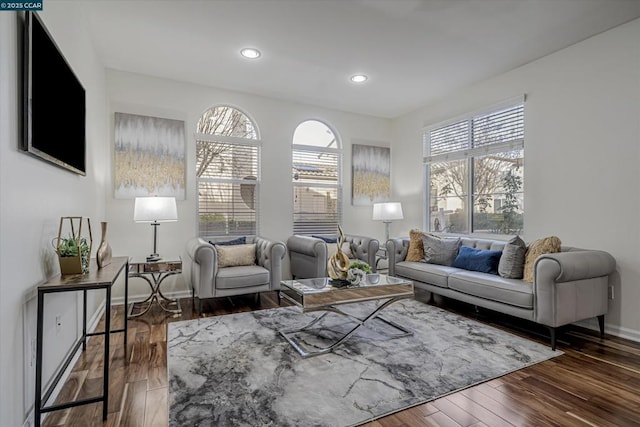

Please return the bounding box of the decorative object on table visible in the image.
[327,225,350,280]
[52,217,92,275]
[134,196,178,261]
[346,260,372,285]
[114,112,186,199]
[168,299,561,427]
[96,221,113,269]
[352,143,390,206]
[372,201,403,242]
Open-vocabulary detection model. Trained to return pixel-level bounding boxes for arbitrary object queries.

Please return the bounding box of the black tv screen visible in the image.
[22,11,86,175]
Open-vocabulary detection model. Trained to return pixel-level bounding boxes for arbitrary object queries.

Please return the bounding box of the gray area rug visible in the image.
[168,299,560,426]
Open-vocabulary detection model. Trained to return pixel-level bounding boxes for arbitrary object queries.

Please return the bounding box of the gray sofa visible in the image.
[287,234,379,279]
[387,237,616,350]
[184,236,286,313]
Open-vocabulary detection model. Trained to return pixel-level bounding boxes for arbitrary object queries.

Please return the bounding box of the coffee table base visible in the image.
[279,295,413,358]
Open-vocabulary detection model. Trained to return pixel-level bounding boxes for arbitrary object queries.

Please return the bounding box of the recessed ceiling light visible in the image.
[350,74,368,83]
[240,48,261,59]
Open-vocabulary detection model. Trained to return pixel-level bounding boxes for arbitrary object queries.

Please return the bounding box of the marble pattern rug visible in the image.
[168,299,560,427]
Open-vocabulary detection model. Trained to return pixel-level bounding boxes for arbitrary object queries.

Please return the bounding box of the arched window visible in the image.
[292,120,342,235]
[196,106,260,237]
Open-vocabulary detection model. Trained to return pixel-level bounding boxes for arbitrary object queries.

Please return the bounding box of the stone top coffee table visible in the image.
[279,274,414,358]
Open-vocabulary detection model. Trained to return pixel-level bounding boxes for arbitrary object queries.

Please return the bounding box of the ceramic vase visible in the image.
[96,221,112,268]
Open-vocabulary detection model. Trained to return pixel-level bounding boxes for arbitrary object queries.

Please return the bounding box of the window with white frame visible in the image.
[196,106,260,237]
[424,98,524,235]
[292,120,342,235]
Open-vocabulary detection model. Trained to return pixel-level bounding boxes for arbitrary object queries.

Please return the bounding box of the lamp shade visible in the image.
[372,202,403,221]
[134,197,178,223]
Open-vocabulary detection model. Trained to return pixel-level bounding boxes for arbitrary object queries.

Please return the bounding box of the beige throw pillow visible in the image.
[215,243,256,268]
[523,236,561,283]
[406,229,425,262]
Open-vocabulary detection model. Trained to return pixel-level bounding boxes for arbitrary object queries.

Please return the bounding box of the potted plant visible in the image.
[346,260,372,285]
[53,217,92,275]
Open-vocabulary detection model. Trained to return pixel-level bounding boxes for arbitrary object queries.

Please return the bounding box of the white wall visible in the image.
[105,70,392,299]
[390,19,640,340]
[0,6,108,426]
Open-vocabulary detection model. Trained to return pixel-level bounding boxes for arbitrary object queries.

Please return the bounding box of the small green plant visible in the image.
[57,235,90,274]
[348,260,372,274]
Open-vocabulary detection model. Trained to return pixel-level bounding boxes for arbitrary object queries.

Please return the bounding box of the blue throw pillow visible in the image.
[210,236,246,246]
[312,235,338,243]
[452,246,503,275]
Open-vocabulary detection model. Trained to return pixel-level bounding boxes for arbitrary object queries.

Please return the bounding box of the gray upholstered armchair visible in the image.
[184,236,286,313]
[287,234,379,279]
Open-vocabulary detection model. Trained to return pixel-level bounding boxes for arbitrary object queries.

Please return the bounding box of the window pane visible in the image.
[293,186,340,235]
[429,160,468,233]
[198,181,256,236]
[196,140,258,180]
[472,150,524,234]
[293,120,336,148]
[292,149,338,184]
[197,106,257,139]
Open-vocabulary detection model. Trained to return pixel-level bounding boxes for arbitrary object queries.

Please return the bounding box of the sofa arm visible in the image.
[386,238,409,276]
[346,234,380,272]
[534,249,615,328]
[535,250,616,283]
[255,236,286,290]
[184,237,217,299]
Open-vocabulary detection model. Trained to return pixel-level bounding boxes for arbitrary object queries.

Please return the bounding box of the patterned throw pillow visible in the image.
[498,235,527,279]
[422,234,462,266]
[406,229,425,262]
[215,243,256,268]
[210,236,246,246]
[523,236,562,283]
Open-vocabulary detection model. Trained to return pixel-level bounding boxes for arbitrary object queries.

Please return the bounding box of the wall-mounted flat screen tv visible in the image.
[22,11,86,175]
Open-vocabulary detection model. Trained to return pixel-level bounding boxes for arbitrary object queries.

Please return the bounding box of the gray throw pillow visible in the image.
[422,234,461,266]
[498,235,526,279]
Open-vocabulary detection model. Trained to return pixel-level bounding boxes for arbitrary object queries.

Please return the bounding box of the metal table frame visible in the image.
[128,257,182,317]
[279,276,414,358]
[35,257,129,427]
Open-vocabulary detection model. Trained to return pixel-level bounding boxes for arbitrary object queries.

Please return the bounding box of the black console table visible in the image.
[35,256,129,427]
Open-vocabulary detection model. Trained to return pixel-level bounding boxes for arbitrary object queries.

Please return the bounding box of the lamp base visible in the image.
[146,254,161,262]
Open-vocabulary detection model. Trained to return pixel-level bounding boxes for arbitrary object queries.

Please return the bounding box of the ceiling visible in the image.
[80,0,640,118]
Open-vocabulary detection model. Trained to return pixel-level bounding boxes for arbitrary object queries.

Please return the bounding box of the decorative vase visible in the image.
[96,221,112,269]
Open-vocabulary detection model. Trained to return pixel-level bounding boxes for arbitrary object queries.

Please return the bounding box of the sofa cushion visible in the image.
[395,261,459,288]
[216,243,256,268]
[448,271,534,309]
[498,235,526,279]
[422,234,461,266]
[406,229,425,262]
[215,265,270,289]
[453,246,502,274]
[524,236,562,283]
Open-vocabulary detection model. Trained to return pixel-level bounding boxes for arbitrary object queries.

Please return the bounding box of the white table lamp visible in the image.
[372,202,404,242]
[134,196,178,261]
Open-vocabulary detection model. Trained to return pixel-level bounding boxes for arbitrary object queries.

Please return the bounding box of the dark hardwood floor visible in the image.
[41,291,640,426]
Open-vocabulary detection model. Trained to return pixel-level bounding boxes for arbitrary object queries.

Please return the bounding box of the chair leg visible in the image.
[254,292,260,305]
[277,291,281,306]
[597,314,605,338]
[549,327,557,351]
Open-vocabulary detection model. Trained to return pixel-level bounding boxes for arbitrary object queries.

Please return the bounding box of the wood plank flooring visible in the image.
[41,291,640,426]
